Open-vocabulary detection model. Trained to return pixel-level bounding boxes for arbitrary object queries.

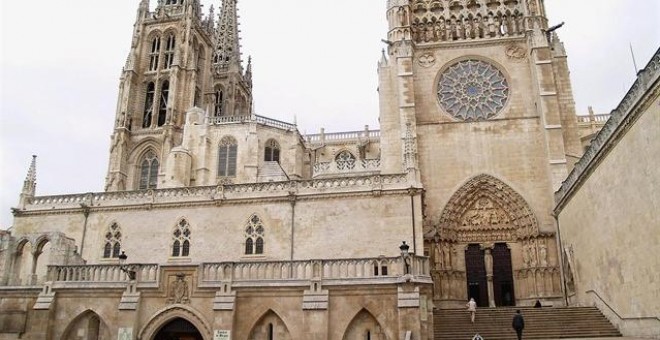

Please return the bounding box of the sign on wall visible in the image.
[118,328,133,340]
[214,330,231,340]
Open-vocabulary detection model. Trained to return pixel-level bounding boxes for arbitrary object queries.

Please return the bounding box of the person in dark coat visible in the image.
[512,309,525,340]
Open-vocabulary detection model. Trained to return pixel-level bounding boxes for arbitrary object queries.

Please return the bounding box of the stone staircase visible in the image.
[434,306,622,339]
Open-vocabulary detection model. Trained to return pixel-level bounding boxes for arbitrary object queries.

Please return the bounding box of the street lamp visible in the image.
[118,251,136,280]
[400,241,411,275]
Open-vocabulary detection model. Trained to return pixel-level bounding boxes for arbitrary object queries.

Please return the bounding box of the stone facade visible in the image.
[555,49,660,338]
[1,0,650,339]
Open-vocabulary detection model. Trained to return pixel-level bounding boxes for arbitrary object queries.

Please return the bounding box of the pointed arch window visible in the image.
[158,80,169,127]
[245,214,265,255]
[336,150,356,170]
[149,36,161,71]
[103,223,122,258]
[172,219,191,257]
[214,89,225,117]
[143,82,155,128]
[139,151,159,190]
[218,136,238,177]
[264,139,281,163]
[164,34,176,69]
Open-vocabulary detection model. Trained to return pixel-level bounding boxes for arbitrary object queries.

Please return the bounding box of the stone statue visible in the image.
[539,243,548,267]
[484,249,493,276]
[522,244,530,268]
[434,243,442,268]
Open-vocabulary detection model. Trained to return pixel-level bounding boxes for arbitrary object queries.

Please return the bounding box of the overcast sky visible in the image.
[1,0,658,229]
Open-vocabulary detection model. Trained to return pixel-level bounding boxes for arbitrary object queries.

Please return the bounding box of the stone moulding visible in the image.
[554,47,660,212]
[17,174,410,214]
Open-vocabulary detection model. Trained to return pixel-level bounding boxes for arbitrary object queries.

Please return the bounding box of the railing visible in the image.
[555,47,660,208]
[577,114,611,124]
[39,258,430,289]
[47,264,159,286]
[305,130,381,144]
[24,174,409,211]
[210,114,297,131]
[200,256,430,287]
[313,159,381,177]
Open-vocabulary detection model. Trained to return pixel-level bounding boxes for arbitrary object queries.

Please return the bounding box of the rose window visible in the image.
[437,60,509,121]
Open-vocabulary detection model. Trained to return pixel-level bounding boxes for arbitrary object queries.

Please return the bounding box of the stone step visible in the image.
[434,306,622,340]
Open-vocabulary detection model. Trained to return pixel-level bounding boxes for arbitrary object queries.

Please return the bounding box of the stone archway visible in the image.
[247,310,292,340]
[61,310,111,340]
[139,305,212,340]
[153,318,202,340]
[425,174,558,307]
[342,309,387,340]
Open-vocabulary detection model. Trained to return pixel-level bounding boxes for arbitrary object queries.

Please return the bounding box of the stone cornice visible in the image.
[15,174,412,217]
[554,48,660,213]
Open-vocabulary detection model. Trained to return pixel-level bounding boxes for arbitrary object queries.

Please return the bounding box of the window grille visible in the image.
[218,136,238,177]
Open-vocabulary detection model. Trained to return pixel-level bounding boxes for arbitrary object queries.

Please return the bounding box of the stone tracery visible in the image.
[437,59,509,121]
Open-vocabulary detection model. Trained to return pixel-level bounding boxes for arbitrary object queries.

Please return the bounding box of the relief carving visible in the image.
[437,174,540,243]
[168,273,190,304]
[506,44,527,60]
[417,53,436,68]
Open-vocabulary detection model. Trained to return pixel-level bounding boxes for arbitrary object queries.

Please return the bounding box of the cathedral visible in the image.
[1,0,658,339]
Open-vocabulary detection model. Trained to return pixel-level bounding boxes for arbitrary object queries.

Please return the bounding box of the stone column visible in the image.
[213,282,236,340]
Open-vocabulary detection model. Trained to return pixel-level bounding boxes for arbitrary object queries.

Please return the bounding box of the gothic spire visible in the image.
[19,155,37,206]
[213,0,242,71]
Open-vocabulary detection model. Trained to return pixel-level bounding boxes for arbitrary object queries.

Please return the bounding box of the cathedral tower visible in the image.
[105,0,252,192]
[377,0,582,307]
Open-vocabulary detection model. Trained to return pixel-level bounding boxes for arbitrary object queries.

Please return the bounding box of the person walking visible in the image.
[466,297,477,323]
[512,309,525,340]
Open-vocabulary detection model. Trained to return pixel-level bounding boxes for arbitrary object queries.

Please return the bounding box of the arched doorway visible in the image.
[153,318,202,340]
[425,174,549,307]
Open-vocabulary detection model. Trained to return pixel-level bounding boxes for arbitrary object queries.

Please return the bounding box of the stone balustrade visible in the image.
[46,264,159,288]
[22,174,409,212]
[210,114,297,131]
[200,256,431,288]
[577,114,611,124]
[313,159,381,177]
[305,130,381,144]
[556,48,660,207]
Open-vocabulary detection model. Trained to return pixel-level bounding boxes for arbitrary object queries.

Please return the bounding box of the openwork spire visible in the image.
[213,0,242,71]
[22,155,37,197]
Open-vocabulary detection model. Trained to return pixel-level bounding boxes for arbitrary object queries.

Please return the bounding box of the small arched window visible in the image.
[164,34,176,69]
[143,82,155,128]
[172,219,191,257]
[102,223,122,259]
[336,150,356,170]
[149,37,161,71]
[245,214,265,255]
[218,136,238,177]
[158,81,169,127]
[139,151,159,190]
[215,89,224,117]
[264,139,280,163]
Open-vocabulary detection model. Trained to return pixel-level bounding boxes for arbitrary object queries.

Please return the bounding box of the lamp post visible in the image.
[400,241,411,275]
[118,251,137,281]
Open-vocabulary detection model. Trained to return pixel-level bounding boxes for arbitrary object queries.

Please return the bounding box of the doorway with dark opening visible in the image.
[153,318,202,340]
